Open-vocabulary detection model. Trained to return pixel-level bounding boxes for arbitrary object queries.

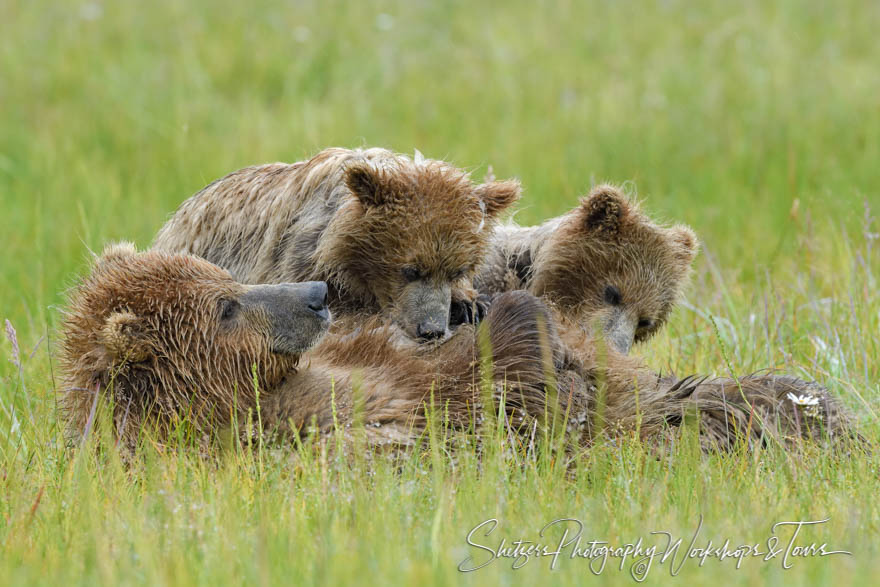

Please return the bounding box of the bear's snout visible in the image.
[241,281,331,354]
[304,281,330,320]
[416,320,446,341]
[396,280,452,343]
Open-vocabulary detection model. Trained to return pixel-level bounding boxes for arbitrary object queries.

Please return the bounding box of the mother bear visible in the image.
[153,148,520,341]
[60,245,857,454]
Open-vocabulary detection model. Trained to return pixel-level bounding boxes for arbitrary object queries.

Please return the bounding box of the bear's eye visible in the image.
[604,286,622,306]
[450,267,468,280]
[219,299,240,321]
[637,318,654,330]
[402,266,422,282]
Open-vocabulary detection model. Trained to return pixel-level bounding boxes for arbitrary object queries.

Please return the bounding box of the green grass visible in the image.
[1,0,878,584]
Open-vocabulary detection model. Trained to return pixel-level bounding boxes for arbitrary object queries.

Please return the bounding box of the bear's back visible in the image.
[153,148,400,284]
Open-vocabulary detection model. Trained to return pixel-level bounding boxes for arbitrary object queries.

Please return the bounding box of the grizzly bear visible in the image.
[474,184,698,354]
[60,244,569,449]
[153,148,520,341]
[59,245,857,454]
[59,242,331,449]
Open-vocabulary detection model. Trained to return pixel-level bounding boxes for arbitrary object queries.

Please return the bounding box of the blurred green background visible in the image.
[2,0,878,338]
[1,2,878,585]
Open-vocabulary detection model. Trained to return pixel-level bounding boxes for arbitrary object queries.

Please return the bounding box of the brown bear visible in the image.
[59,242,331,449]
[153,148,521,342]
[474,184,698,355]
[60,244,563,450]
[59,245,858,455]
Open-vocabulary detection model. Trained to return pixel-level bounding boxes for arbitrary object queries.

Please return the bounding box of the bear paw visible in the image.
[449,294,492,328]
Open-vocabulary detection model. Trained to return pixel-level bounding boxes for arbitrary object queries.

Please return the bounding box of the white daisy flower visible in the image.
[787,392,819,407]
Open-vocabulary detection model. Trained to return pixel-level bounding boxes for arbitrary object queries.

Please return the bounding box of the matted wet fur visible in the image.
[550,313,861,452]
[475,184,698,354]
[153,147,520,341]
[61,244,297,446]
[58,245,560,451]
[651,374,856,452]
[59,248,860,456]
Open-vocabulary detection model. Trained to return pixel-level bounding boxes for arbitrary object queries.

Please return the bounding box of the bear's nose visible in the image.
[304,281,329,318]
[416,321,446,341]
[305,281,328,311]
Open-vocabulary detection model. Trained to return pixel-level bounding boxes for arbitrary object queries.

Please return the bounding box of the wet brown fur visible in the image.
[59,246,555,450]
[59,244,300,450]
[551,318,859,452]
[59,249,859,456]
[153,148,520,338]
[475,184,698,351]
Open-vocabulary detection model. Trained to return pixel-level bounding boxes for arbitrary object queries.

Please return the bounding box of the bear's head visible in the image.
[60,243,331,446]
[316,155,520,341]
[529,185,698,354]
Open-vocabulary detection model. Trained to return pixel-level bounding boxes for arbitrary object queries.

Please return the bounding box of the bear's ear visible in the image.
[100,311,152,363]
[580,185,627,233]
[475,179,521,217]
[101,241,137,259]
[345,163,387,207]
[94,241,137,268]
[670,225,699,264]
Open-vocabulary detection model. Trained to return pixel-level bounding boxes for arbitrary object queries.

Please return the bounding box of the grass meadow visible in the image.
[1,0,878,584]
